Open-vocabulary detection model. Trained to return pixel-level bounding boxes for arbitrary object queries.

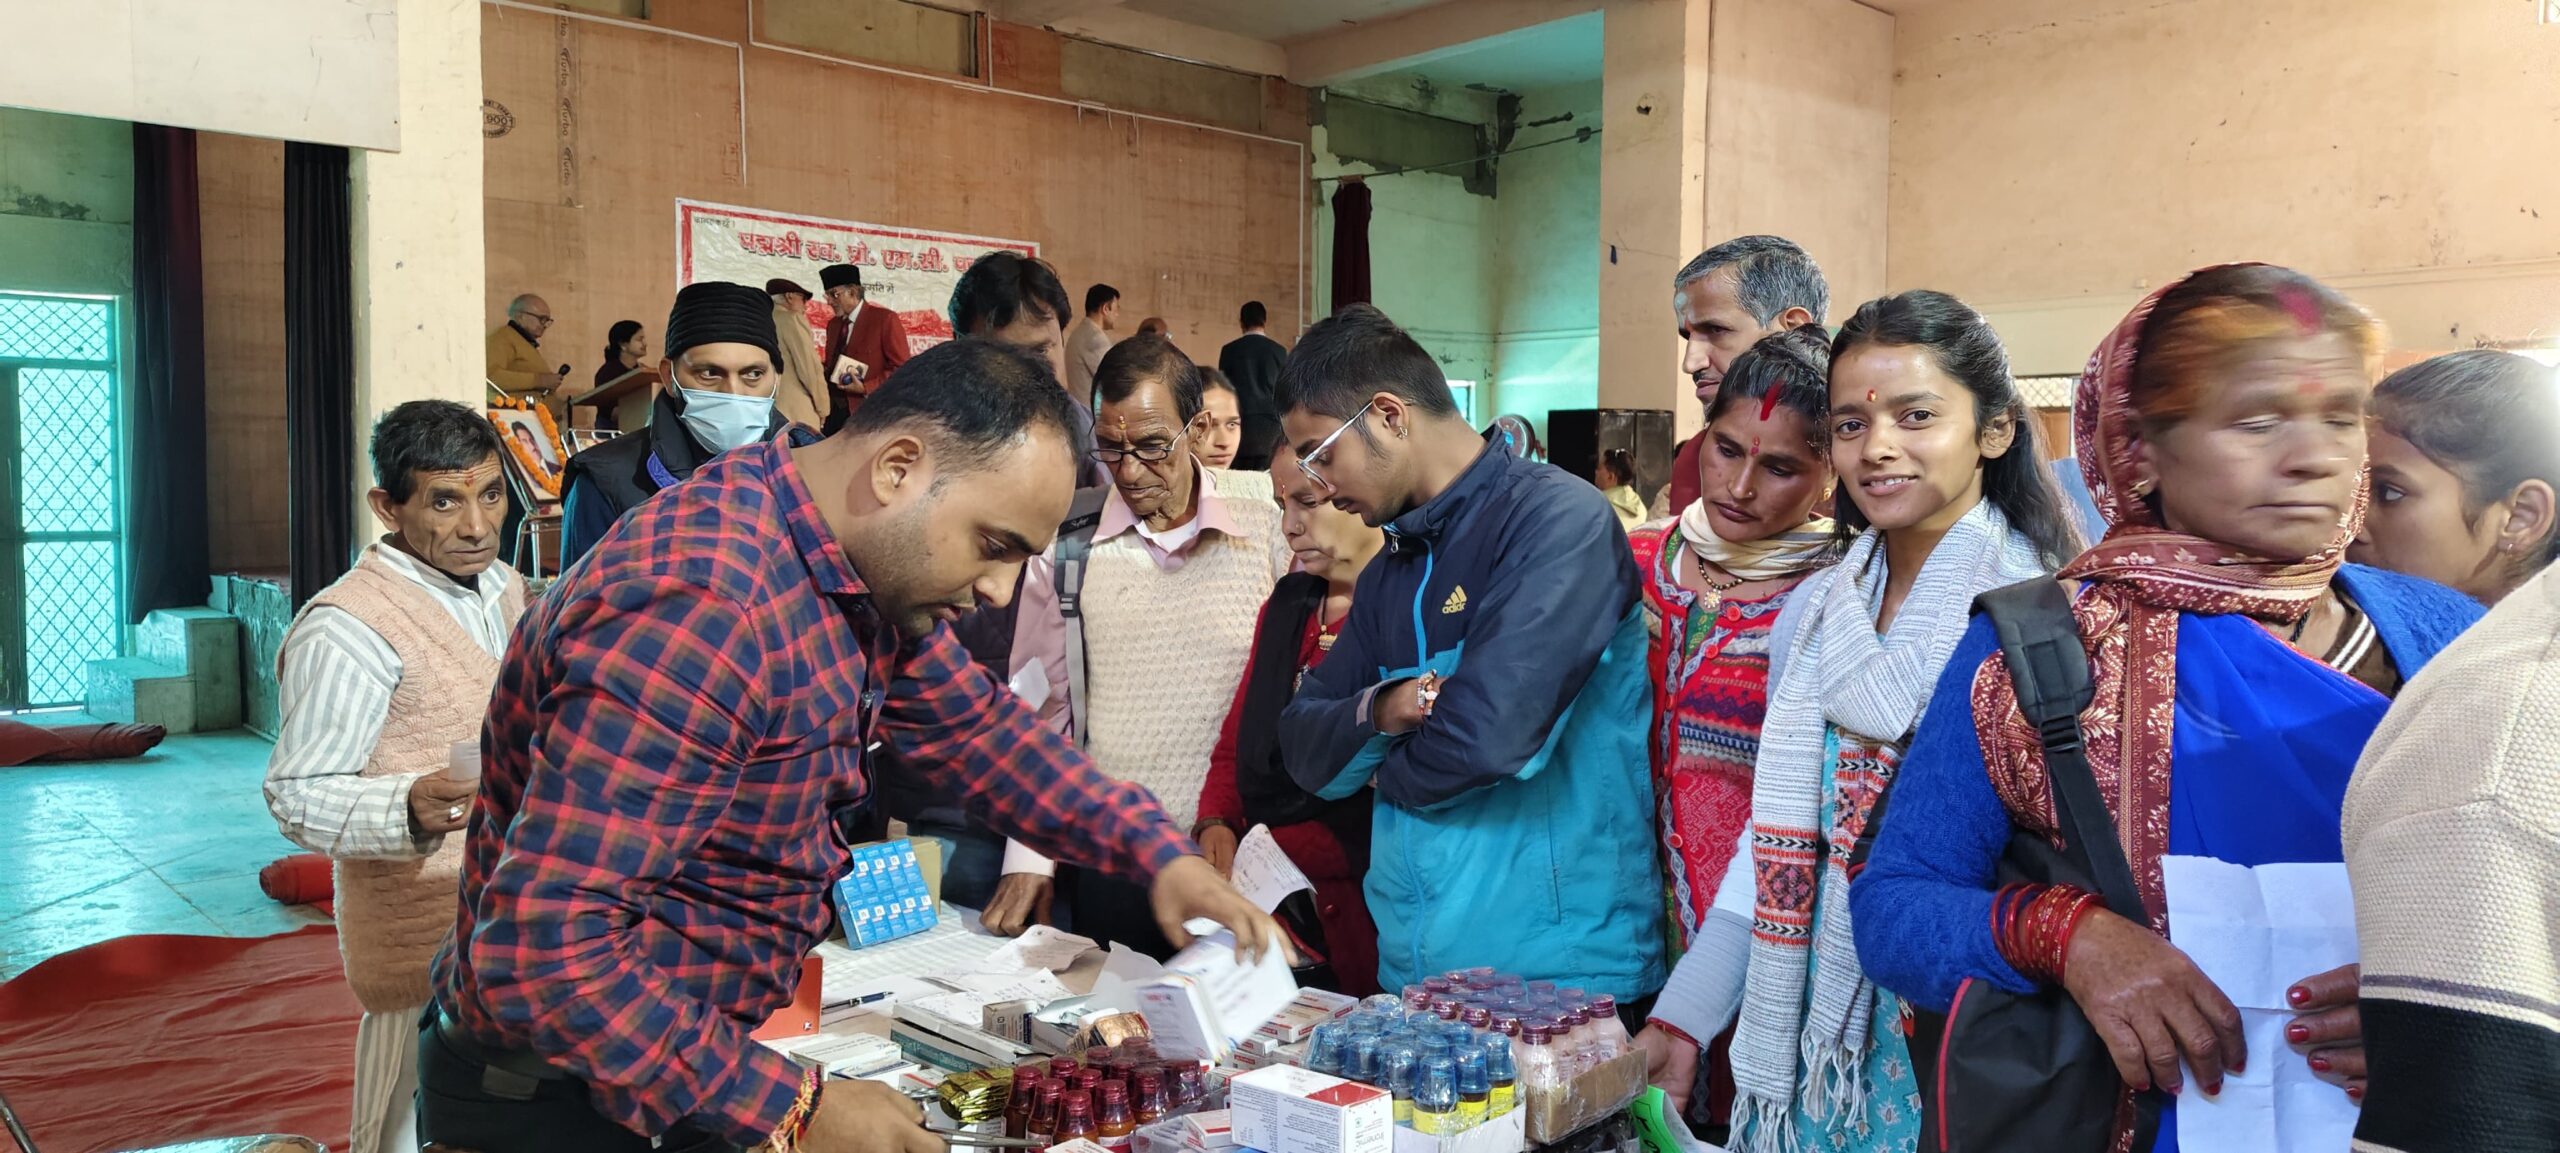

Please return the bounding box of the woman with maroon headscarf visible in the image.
[1852,265,2484,1152]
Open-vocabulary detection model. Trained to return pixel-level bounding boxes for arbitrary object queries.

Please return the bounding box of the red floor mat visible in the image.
[0,928,357,1153]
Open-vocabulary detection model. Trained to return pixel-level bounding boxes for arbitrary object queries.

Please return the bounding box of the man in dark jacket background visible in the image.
[1217,300,1288,471]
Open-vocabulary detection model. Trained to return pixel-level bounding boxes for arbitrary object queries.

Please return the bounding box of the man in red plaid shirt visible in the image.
[419,294,1281,1153]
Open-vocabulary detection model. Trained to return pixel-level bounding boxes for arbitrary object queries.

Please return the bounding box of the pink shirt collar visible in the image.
[1095,458,1240,568]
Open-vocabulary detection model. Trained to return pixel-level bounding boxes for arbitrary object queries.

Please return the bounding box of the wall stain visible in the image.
[0,189,96,221]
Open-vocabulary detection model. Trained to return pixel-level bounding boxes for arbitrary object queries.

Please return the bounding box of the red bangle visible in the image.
[1995,884,2102,985]
[1647,1019,1700,1050]
[2050,890,2103,982]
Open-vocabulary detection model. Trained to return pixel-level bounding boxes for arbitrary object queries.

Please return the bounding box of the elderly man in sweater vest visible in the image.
[988,333,1291,955]
[265,400,527,1153]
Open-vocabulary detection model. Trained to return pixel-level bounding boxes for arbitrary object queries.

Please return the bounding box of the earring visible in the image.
[2129,478,2154,498]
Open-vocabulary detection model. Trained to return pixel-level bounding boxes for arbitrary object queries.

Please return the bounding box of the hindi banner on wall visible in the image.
[676,198,1039,353]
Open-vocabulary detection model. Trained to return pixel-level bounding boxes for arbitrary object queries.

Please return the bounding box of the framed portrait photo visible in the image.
[488,399,567,501]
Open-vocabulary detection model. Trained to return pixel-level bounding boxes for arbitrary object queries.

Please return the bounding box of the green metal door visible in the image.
[0,292,124,709]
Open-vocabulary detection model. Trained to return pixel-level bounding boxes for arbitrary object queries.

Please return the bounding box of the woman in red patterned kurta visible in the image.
[1630,328,1841,1119]
[1635,327,1843,941]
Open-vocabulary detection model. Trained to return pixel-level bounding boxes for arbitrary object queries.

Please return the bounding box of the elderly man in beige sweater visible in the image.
[265,400,528,1153]
[2345,560,2560,1153]
[987,332,1289,955]
[765,278,833,430]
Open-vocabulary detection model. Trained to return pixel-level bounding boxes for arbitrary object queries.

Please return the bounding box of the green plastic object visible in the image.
[1629,1086,1682,1153]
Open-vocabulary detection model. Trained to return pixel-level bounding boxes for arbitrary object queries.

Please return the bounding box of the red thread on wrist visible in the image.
[1647,1019,1700,1050]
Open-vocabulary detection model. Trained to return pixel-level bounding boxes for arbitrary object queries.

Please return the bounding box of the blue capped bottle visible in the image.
[1412,1056,1459,1135]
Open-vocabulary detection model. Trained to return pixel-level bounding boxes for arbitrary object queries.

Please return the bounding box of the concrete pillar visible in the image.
[350,0,486,506]
[1595,0,1710,432]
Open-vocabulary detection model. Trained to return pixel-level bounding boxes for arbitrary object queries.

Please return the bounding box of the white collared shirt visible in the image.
[262,542,522,860]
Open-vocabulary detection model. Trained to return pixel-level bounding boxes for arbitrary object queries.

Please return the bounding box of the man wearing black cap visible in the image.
[559,281,789,567]
[766,278,832,431]
[820,263,912,434]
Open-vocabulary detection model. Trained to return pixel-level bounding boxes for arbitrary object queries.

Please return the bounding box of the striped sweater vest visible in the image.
[290,552,521,1012]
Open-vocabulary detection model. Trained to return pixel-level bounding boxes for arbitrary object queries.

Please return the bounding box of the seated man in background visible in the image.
[1277,304,1666,1009]
[560,281,787,567]
[986,334,1292,954]
[264,399,528,1153]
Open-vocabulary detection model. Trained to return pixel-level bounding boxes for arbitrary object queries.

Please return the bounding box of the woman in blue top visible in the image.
[1850,264,2485,1152]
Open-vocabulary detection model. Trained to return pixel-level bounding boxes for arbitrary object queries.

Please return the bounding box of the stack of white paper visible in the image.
[2161,855,2361,1153]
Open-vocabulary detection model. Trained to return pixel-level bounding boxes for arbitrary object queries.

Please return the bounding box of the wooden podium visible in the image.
[571,367,659,432]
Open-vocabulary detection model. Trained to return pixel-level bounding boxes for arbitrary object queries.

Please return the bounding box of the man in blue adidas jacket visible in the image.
[1275,304,1665,1002]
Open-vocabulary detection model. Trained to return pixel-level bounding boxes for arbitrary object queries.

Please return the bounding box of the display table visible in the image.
[761,906,1659,1153]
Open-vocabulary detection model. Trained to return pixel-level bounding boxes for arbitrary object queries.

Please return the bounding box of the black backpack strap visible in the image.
[1972,578,2147,925]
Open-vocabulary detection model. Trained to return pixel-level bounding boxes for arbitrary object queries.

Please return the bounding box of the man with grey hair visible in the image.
[1659,237,1828,516]
[487,292,568,415]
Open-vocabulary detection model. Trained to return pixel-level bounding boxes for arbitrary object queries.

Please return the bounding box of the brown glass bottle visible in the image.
[1132,1069,1168,1126]
[1005,1065,1044,1139]
[1053,1089,1099,1150]
[1028,1080,1064,1146]
[1095,1081,1136,1150]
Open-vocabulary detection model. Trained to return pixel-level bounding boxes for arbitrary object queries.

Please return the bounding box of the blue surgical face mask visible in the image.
[676,385,775,454]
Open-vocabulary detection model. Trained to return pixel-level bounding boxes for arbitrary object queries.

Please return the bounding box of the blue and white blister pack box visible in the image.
[833,839,940,948]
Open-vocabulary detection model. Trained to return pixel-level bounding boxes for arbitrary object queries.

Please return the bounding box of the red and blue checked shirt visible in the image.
[432,429,1194,1146]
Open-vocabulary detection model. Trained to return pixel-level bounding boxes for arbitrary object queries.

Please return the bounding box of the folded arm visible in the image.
[1284,489,1635,812]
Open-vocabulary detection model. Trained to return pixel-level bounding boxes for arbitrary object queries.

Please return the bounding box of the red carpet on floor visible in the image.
[0,928,357,1153]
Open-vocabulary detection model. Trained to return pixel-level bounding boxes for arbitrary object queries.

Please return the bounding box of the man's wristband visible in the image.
[1192,817,1234,840]
[770,1065,821,1152]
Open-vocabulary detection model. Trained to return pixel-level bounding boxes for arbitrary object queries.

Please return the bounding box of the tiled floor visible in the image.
[0,725,325,981]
